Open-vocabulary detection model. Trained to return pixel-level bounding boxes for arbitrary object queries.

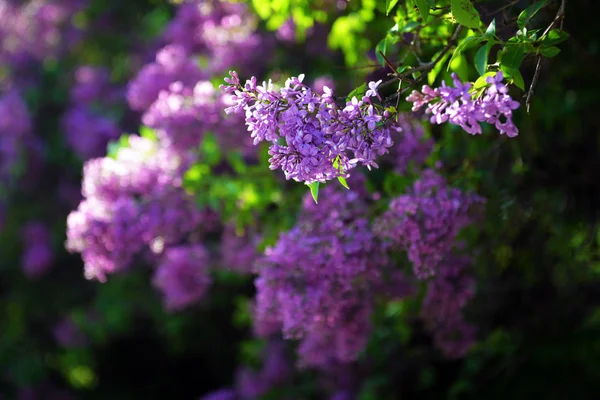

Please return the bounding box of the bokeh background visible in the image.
[1,0,600,399]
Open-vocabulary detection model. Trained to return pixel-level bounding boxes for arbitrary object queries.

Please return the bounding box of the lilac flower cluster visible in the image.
[420,255,477,358]
[407,72,520,137]
[375,169,484,279]
[254,177,398,367]
[20,221,54,279]
[389,114,434,174]
[126,44,206,112]
[152,244,211,311]
[375,168,483,357]
[201,339,293,400]
[142,80,228,153]
[162,0,271,75]
[219,224,260,274]
[0,0,85,68]
[66,136,202,282]
[52,316,87,348]
[61,66,124,159]
[222,72,394,183]
[0,89,33,181]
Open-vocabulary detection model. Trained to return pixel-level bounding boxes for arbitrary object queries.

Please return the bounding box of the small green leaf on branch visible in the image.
[474,41,492,76]
[307,181,319,203]
[499,45,525,70]
[484,19,496,37]
[347,83,367,99]
[414,0,430,21]
[451,0,482,29]
[541,29,569,46]
[540,45,561,57]
[338,176,350,189]
[386,0,400,16]
[448,35,482,71]
[517,0,548,29]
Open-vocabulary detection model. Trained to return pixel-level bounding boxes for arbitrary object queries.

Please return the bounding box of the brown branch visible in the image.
[525,0,566,112]
[525,56,543,113]
[541,0,566,38]
[378,24,464,102]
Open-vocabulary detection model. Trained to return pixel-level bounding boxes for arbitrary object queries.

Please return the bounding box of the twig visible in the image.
[379,24,464,101]
[526,0,566,111]
[541,0,566,38]
[483,0,520,17]
[525,56,543,113]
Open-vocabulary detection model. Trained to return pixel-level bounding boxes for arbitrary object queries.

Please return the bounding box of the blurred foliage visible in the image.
[2,0,600,399]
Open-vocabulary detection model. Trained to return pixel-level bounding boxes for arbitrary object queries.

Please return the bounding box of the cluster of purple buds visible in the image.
[375,169,485,279]
[221,71,394,184]
[407,72,520,137]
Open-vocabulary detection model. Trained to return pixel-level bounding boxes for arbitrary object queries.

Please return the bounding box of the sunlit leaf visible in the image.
[540,45,561,57]
[474,41,492,76]
[386,0,400,15]
[517,0,548,29]
[414,0,430,21]
[307,181,319,203]
[451,0,482,29]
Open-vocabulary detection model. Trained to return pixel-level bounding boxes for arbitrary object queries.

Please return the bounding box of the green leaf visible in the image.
[106,134,130,159]
[448,35,482,70]
[139,126,157,141]
[450,53,469,82]
[451,0,482,29]
[386,0,400,15]
[510,68,525,90]
[499,45,525,70]
[499,66,525,91]
[426,0,435,6]
[517,0,548,29]
[403,21,420,32]
[484,18,496,37]
[376,38,387,67]
[541,29,569,46]
[347,82,367,99]
[307,182,319,203]
[414,0,430,21]
[540,45,561,57]
[338,176,350,189]
[473,71,497,90]
[474,41,492,76]
[428,52,450,85]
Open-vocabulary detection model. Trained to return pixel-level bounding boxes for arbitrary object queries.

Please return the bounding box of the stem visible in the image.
[526,0,566,111]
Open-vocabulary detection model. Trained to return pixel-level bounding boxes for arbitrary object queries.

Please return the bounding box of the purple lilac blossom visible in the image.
[152,244,211,311]
[254,177,393,367]
[52,316,87,348]
[375,169,485,279]
[62,65,123,159]
[221,72,394,184]
[62,107,121,160]
[20,221,54,279]
[312,75,336,95]
[0,89,32,180]
[126,44,206,112]
[70,65,122,105]
[219,224,259,274]
[199,389,238,400]
[276,18,296,43]
[0,0,85,68]
[389,114,434,174]
[142,81,223,152]
[420,255,477,358]
[66,136,202,281]
[230,339,292,399]
[162,0,271,75]
[407,72,520,137]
